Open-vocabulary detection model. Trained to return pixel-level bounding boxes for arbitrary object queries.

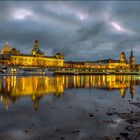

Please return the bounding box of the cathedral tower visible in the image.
[32,40,44,57]
[34,40,39,49]
[32,40,39,55]
[130,49,135,70]
[120,51,127,63]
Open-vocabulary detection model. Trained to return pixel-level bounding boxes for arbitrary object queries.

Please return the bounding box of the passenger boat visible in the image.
[0,66,54,76]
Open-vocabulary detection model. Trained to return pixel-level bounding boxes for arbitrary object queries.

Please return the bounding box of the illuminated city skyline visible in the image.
[0,40,139,75]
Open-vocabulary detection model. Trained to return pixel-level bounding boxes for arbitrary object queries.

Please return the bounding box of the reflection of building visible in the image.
[130,76,136,99]
[0,40,64,67]
[64,75,135,98]
[31,94,42,111]
[0,76,64,110]
[120,82,127,98]
[0,95,17,110]
[0,75,137,110]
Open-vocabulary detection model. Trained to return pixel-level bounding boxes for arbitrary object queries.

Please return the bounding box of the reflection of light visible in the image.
[3,76,64,96]
[0,95,3,101]
[109,118,124,128]
[0,75,137,110]
[115,118,123,123]
[13,9,32,20]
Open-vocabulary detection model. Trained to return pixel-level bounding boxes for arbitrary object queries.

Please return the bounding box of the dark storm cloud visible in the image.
[0,1,140,63]
[76,22,105,42]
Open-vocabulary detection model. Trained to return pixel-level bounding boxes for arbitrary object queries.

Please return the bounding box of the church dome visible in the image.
[32,40,44,57]
[55,52,64,59]
[1,42,12,54]
[32,48,44,56]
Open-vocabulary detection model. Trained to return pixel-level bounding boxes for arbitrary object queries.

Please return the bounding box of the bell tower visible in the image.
[31,40,44,57]
[34,40,39,49]
[32,40,39,55]
[120,51,127,63]
[130,49,135,70]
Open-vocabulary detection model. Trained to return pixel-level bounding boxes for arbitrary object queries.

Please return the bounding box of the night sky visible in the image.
[0,1,140,63]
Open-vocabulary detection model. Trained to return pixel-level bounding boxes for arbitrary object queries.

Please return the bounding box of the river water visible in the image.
[0,75,140,140]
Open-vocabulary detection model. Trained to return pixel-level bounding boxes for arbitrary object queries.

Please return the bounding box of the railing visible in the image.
[0,64,139,75]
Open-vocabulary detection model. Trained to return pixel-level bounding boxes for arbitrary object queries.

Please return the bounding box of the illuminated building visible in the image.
[0,40,64,68]
[120,51,127,63]
[32,40,44,57]
[64,62,85,68]
[65,51,131,71]
[0,41,138,73]
[1,42,12,54]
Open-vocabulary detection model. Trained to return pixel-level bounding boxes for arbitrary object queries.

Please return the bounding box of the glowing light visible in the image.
[13,9,32,20]
[77,12,87,21]
[110,22,124,32]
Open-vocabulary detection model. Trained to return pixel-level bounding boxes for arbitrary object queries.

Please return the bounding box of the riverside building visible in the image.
[0,40,138,73]
[64,51,137,72]
[0,40,64,68]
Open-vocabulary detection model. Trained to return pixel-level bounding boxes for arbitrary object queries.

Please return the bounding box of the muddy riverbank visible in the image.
[103,101,140,140]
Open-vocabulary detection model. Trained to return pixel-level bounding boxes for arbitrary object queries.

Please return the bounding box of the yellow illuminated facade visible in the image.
[1,42,12,54]
[64,51,135,71]
[0,40,64,67]
[0,41,138,73]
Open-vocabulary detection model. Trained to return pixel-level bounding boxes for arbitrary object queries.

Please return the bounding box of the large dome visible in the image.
[32,40,44,57]
[1,42,12,54]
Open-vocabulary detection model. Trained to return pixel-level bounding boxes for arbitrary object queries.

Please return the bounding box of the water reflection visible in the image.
[0,75,139,110]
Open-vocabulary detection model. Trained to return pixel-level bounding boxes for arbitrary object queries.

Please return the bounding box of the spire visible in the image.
[121,51,125,55]
[120,51,127,63]
[130,48,135,70]
[34,40,39,48]
[6,41,9,46]
[131,48,133,56]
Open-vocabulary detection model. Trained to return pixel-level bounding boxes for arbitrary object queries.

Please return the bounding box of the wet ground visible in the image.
[0,75,140,140]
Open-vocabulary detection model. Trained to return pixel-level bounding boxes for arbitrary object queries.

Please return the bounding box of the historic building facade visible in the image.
[0,40,138,73]
[0,40,64,67]
[65,51,135,71]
